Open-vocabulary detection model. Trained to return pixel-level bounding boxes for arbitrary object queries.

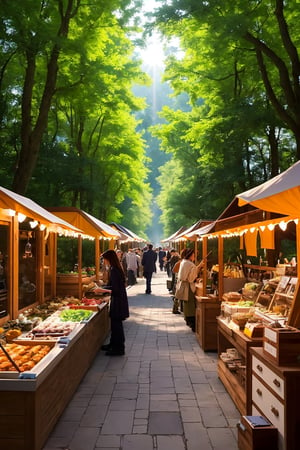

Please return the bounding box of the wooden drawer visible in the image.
[237,415,278,450]
[252,375,284,439]
[252,355,284,400]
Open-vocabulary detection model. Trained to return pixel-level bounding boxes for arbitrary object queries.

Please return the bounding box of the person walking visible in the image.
[158,247,166,271]
[142,244,157,294]
[126,248,139,285]
[100,249,129,356]
[176,248,203,331]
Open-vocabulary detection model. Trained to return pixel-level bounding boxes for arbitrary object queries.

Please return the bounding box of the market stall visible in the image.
[48,207,120,298]
[0,186,81,323]
[0,192,115,450]
[198,162,300,449]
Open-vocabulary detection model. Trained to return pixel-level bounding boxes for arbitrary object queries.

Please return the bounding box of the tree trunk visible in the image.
[12,0,78,194]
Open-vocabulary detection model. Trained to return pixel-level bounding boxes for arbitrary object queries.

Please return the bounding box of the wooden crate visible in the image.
[263,326,300,366]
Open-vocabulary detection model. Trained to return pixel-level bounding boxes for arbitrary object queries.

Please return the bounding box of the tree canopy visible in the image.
[0,0,152,234]
[150,0,299,234]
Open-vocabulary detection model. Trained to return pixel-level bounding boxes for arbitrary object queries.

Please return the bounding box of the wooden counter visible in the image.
[0,304,109,450]
[195,295,220,351]
[217,317,263,415]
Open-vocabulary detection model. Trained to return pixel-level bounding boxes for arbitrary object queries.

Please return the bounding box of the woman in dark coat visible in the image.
[101,249,129,356]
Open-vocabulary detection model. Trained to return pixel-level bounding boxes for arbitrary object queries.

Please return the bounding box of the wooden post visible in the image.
[78,236,83,299]
[202,236,208,296]
[218,236,224,299]
[37,229,44,302]
[297,221,300,280]
[11,215,19,319]
[50,233,57,298]
[95,237,100,281]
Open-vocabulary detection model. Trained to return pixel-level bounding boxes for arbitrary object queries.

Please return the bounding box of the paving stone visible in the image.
[150,399,179,412]
[108,399,136,411]
[180,406,202,422]
[183,422,212,450]
[95,435,120,448]
[200,406,228,427]
[122,434,153,450]
[101,411,134,434]
[148,412,183,434]
[68,427,99,450]
[157,435,185,450]
[207,427,239,449]
[80,405,108,426]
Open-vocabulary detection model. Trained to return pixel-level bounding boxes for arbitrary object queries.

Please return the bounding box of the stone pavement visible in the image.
[43,271,240,450]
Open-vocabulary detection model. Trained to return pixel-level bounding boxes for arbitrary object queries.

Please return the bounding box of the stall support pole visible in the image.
[78,235,83,299]
[297,221,300,280]
[11,215,19,319]
[202,237,208,296]
[95,236,100,281]
[218,236,224,299]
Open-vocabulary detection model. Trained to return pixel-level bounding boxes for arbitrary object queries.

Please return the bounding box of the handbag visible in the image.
[175,279,189,301]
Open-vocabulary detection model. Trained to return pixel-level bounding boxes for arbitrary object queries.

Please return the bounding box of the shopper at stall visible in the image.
[142,243,157,294]
[100,249,129,356]
[176,248,204,331]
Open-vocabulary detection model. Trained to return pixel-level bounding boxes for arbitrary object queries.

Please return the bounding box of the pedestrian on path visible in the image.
[101,249,129,356]
[176,248,204,331]
[141,243,157,294]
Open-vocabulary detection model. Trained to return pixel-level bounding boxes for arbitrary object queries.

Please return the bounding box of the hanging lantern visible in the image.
[25,239,32,258]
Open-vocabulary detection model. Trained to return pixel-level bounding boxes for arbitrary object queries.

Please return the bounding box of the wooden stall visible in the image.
[0,304,109,450]
[48,207,120,299]
[0,186,81,324]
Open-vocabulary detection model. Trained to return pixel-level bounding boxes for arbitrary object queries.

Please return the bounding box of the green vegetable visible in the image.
[59,309,93,322]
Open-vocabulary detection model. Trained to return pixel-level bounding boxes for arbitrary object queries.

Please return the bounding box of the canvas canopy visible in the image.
[48,207,120,239]
[161,226,187,243]
[0,186,81,234]
[109,222,145,243]
[237,160,300,216]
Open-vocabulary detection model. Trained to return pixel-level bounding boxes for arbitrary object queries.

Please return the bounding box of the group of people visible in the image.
[98,244,202,357]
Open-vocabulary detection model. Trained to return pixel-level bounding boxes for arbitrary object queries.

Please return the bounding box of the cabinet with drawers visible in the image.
[250,347,300,450]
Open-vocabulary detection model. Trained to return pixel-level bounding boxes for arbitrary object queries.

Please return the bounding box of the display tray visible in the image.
[0,341,64,386]
[15,321,85,342]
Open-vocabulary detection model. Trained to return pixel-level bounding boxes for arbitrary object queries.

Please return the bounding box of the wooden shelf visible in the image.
[217,317,263,415]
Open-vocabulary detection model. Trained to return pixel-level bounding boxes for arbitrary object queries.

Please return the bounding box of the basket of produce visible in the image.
[232,312,254,330]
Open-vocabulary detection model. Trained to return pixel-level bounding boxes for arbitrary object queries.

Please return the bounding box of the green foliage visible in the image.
[0,0,152,238]
[151,0,299,238]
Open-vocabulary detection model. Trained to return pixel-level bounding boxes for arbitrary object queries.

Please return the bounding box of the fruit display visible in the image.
[0,343,52,372]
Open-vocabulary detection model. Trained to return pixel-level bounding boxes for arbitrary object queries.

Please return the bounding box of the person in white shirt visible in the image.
[126,248,139,285]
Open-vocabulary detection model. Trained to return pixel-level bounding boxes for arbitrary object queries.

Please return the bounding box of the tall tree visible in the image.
[0,0,139,194]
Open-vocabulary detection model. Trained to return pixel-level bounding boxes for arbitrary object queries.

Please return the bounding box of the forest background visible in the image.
[0,0,299,244]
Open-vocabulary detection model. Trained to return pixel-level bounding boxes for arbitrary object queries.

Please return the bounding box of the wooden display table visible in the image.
[195,295,220,351]
[0,304,109,450]
[217,317,263,415]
